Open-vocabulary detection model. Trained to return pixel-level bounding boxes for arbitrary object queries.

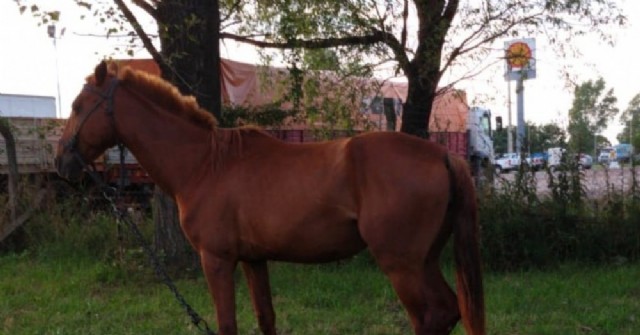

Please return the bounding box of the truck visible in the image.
[613,143,634,163]
[462,106,495,173]
[365,85,495,176]
[427,92,495,176]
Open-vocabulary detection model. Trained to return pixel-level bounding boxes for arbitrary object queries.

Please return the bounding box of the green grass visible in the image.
[1,252,638,334]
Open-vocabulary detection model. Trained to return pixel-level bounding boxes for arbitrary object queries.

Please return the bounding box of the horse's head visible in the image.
[55,61,120,181]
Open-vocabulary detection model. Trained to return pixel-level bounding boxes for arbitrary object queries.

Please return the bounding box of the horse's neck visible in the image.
[115,94,212,197]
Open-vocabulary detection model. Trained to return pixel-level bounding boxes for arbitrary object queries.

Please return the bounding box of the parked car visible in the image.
[614,143,634,163]
[495,152,544,173]
[598,147,614,164]
[576,153,593,170]
[494,152,523,174]
[547,147,592,171]
[529,152,547,170]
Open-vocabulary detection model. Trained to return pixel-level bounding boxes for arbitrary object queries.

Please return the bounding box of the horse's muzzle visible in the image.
[55,153,85,182]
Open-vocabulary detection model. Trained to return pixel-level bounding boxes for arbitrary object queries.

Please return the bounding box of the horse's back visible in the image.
[347,131,451,194]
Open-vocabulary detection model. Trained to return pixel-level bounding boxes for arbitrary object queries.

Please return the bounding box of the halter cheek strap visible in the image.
[59,77,119,176]
[62,78,119,156]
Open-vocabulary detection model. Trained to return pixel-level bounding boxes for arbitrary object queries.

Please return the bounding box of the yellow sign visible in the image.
[504,38,536,80]
[506,42,532,68]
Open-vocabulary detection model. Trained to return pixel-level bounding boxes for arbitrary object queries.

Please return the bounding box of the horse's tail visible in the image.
[446,154,485,335]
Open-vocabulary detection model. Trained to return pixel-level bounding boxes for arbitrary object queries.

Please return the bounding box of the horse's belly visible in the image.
[249,219,366,263]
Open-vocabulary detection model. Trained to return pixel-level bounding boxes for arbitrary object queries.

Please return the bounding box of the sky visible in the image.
[1,0,639,144]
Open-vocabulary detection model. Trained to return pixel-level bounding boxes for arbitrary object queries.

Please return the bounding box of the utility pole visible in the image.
[507,74,513,153]
[47,23,64,118]
[504,38,536,155]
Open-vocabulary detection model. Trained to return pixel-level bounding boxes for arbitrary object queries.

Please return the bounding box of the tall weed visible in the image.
[4,162,640,275]
[481,162,640,271]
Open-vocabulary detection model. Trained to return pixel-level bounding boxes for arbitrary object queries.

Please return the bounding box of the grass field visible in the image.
[1,251,638,335]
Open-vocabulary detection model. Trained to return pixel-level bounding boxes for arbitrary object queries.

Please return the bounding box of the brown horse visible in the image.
[55,61,485,335]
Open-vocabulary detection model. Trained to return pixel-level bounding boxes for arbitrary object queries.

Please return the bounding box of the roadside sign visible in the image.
[504,38,536,80]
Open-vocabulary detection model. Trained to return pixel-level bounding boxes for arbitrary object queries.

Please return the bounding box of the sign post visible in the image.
[504,38,536,154]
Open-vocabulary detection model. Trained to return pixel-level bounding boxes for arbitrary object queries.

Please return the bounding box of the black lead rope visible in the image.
[82,146,216,335]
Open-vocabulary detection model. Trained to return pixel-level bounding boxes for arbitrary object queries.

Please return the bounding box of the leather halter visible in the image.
[61,78,119,163]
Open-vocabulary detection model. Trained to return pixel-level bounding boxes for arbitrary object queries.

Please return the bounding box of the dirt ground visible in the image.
[494,165,640,199]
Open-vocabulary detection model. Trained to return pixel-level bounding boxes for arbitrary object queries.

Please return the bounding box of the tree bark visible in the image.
[383,98,397,131]
[398,0,456,137]
[400,63,438,138]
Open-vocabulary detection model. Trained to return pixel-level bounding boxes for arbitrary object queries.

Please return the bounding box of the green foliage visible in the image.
[567,77,619,155]
[494,121,567,154]
[219,104,297,128]
[481,164,640,272]
[616,92,640,147]
[4,165,640,275]
[526,122,567,153]
[2,169,640,333]
[1,190,154,276]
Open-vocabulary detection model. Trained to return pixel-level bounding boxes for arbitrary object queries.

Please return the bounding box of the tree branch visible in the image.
[440,9,545,76]
[114,0,166,73]
[221,29,411,75]
[221,32,384,49]
[131,0,158,21]
[442,0,459,22]
[401,0,408,49]
[221,0,242,23]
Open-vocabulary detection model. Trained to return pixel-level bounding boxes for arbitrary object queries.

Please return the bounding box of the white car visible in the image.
[577,153,593,169]
[547,147,593,171]
[494,153,524,174]
[598,148,613,164]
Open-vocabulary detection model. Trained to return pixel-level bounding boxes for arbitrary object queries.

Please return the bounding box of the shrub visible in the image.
[480,164,640,272]
[3,162,640,275]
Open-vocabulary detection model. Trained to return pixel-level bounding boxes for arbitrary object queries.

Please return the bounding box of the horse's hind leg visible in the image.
[422,258,460,333]
[377,256,459,335]
[242,260,276,335]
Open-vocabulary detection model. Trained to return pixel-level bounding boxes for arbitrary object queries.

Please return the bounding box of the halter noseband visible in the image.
[62,78,120,158]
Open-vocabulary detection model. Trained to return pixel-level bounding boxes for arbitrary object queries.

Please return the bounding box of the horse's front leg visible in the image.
[200,251,238,335]
[242,260,276,335]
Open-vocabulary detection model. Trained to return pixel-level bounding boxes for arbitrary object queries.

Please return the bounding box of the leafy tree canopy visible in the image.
[494,121,566,154]
[567,77,618,154]
[616,92,640,147]
[15,0,627,137]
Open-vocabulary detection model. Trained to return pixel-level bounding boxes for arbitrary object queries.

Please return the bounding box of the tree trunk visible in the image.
[151,188,199,268]
[383,98,397,131]
[399,0,453,136]
[150,0,222,270]
[400,67,437,138]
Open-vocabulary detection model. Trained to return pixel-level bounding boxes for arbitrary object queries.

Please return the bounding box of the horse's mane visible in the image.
[87,64,218,130]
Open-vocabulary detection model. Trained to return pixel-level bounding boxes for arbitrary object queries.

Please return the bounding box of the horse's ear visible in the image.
[94,61,108,86]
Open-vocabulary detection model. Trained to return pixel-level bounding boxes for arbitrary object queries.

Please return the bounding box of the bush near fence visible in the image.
[479,164,640,271]
[2,164,640,273]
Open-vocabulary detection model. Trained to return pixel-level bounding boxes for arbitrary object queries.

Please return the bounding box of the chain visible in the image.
[84,151,216,335]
